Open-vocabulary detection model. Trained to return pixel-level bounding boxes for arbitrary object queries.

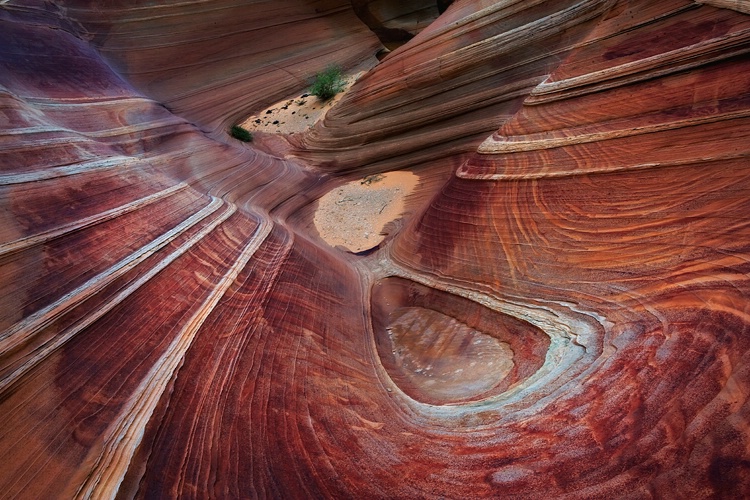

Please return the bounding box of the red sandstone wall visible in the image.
[1,0,750,497]
[54,0,383,132]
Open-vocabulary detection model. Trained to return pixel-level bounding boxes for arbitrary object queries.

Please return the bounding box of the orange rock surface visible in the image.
[2,0,750,497]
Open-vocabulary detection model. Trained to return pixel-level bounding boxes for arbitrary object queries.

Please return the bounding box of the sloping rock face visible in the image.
[55,0,383,132]
[350,0,441,45]
[2,0,750,498]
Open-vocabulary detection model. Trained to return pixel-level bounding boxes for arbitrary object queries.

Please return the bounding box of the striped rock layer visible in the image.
[1,0,750,498]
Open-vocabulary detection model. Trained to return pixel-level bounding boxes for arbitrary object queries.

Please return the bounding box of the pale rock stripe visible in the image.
[0,202,236,396]
[25,96,157,107]
[75,215,274,500]
[527,27,750,104]
[0,156,132,185]
[696,0,750,15]
[0,182,190,257]
[0,197,224,355]
[458,151,750,180]
[477,108,750,154]
[0,117,183,139]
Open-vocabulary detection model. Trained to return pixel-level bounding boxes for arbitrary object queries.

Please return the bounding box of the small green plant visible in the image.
[309,65,346,101]
[230,124,252,142]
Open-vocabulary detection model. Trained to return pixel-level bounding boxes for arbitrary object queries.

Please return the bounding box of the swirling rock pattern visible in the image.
[1,0,750,498]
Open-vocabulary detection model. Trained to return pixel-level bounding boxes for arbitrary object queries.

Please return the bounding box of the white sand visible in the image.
[314,171,419,253]
[238,64,418,254]
[239,70,364,135]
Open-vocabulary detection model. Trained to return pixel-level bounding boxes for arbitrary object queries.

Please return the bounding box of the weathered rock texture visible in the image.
[1,0,750,498]
[351,0,441,45]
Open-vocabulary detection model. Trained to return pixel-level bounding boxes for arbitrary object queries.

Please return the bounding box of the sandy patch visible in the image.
[314,171,418,253]
[239,69,364,136]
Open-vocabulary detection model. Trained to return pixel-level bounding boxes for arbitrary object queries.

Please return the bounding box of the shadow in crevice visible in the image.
[352,0,453,51]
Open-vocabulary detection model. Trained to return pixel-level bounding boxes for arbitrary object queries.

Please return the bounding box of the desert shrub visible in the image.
[230,124,252,142]
[309,65,346,100]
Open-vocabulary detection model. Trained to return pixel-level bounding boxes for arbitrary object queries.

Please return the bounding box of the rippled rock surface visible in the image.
[2,0,750,498]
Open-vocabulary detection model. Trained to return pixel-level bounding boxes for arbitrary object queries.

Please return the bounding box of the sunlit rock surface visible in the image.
[2,0,750,497]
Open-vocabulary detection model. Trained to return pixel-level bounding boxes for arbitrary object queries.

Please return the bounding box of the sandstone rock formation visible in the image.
[350,0,442,46]
[2,0,750,498]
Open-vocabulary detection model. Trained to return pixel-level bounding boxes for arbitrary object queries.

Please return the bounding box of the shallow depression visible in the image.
[371,277,550,405]
[314,171,418,253]
[387,307,514,402]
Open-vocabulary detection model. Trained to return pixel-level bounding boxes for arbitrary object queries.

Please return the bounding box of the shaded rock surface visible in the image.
[2,0,750,498]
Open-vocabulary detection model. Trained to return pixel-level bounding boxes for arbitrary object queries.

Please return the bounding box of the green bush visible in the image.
[309,65,346,100]
[230,124,252,142]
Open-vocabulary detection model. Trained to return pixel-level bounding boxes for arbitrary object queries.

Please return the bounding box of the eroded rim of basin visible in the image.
[370,276,551,406]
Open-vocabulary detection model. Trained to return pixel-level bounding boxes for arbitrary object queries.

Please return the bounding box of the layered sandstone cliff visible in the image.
[1,0,750,498]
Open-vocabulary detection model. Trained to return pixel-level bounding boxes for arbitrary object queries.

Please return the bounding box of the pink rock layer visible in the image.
[1,0,750,498]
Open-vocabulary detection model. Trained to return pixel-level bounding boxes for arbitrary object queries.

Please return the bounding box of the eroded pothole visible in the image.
[371,277,550,405]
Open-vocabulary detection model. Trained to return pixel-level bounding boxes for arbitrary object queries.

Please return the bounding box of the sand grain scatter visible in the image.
[239,67,367,135]
[314,171,418,253]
